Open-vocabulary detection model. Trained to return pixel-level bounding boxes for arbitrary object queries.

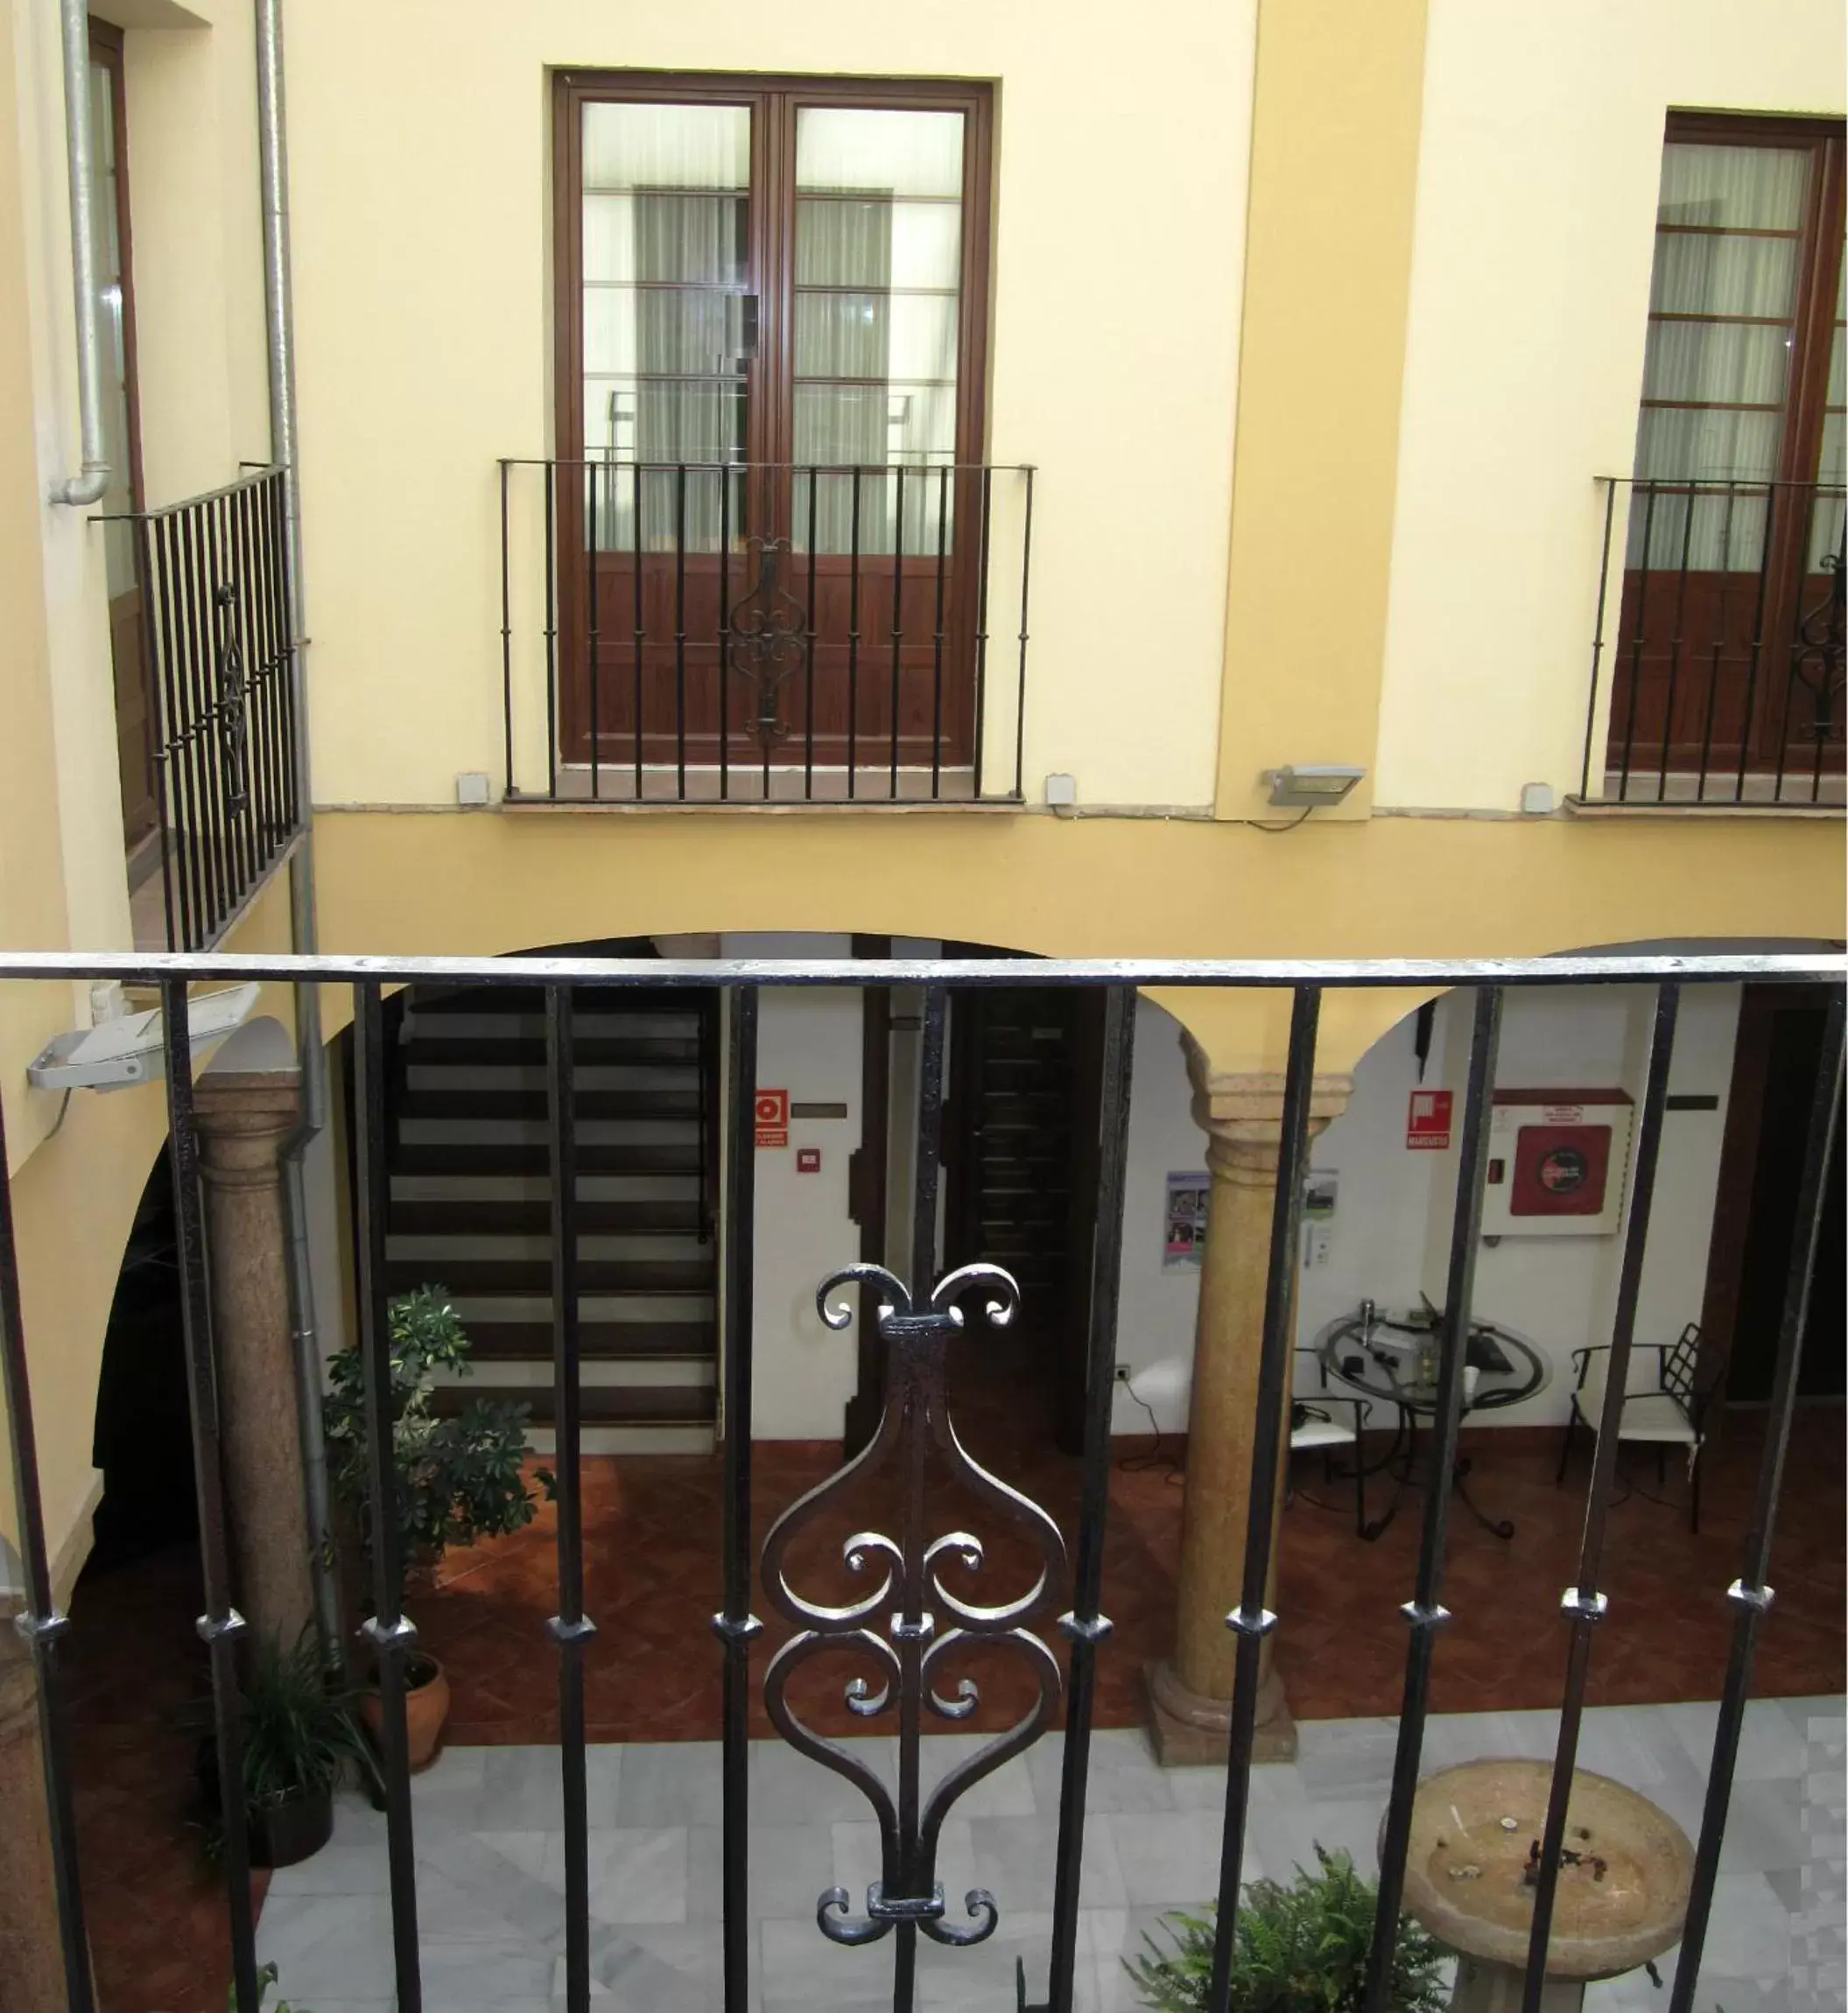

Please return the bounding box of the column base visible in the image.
[1449,1955,1584,2011]
[1144,1657,1296,1767]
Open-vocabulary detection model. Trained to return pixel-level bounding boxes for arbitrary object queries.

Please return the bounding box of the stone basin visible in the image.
[1399,1759,1695,1982]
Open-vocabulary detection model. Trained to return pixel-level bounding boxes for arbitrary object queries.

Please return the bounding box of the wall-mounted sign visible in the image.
[1163,1171,1210,1270]
[755,1088,789,1148]
[796,1146,821,1174]
[1407,1089,1452,1150]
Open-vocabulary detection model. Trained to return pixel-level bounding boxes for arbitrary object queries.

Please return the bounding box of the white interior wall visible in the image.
[723,934,863,1441]
[1095,984,1742,1436]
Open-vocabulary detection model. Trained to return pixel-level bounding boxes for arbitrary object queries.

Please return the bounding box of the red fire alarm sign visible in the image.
[755,1089,789,1148]
[1407,1089,1452,1150]
[796,1147,821,1174]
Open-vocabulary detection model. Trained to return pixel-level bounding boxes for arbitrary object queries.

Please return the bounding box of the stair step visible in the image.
[452,1293,715,1324]
[428,1383,715,1426]
[454,1320,715,1359]
[389,1200,703,1237]
[397,1090,699,1121]
[387,1258,714,1294]
[397,1120,699,1147]
[390,1173,700,1203]
[392,1143,700,1176]
[402,1038,700,1070]
[411,987,705,1020]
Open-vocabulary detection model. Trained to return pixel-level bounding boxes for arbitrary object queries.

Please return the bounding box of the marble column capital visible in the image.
[1182,1036,1353,1183]
[191,1070,300,1190]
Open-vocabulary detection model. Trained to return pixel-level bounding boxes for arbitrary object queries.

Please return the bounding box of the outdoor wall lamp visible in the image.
[1262,764,1367,808]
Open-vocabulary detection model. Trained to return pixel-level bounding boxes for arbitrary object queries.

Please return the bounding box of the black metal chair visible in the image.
[1289,1347,1372,1537]
[1555,1322,1725,1533]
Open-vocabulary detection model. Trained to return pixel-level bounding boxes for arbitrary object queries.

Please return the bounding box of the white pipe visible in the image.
[51,0,109,506]
[256,0,339,1654]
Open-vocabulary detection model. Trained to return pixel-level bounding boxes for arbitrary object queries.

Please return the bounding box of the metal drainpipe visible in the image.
[256,0,341,1656]
[52,0,109,505]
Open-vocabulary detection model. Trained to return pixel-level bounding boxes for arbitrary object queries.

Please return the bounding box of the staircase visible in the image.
[383,984,719,1454]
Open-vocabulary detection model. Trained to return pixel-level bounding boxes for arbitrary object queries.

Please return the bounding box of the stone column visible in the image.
[0,1619,74,2012]
[1147,1042,1351,1765]
[193,1021,314,1652]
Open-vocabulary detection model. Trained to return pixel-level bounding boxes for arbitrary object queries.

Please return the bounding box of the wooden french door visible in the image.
[1611,113,1845,784]
[90,19,158,855]
[552,73,992,784]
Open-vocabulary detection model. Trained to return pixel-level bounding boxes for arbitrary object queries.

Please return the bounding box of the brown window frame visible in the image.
[551,68,994,499]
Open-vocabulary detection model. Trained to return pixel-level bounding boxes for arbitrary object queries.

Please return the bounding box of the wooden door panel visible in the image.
[1607,567,1844,778]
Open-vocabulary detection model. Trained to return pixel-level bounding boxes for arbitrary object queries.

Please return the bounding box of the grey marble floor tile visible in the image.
[918,1730,1038,1817]
[969,1811,1126,1912]
[759,1916,897,2006]
[1104,1806,1236,1908]
[687,1819,840,1922]
[1166,1761,1234,1810]
[1026,1729,1173,1815]
[575,1825,690,1924]
[755,1733,896,1822]
[1293,1715,1402,1799]
[614,1741,726,1826]
[253,1891,396,1997]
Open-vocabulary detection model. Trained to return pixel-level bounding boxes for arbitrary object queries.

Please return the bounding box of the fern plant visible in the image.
[324,1286,552,1582]
[1127,1846,1449,2012]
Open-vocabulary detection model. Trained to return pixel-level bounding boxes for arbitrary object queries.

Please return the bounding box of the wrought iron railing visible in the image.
[497,459,1033,804]
[1578,477,1845,808]
[1,946,1841,2013]
[101,468,302,948]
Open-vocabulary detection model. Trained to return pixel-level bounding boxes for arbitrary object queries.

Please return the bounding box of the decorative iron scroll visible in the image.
[726,538,808,750]
[761,1261,1067,1949]
[213,579,250,815]
[1789,536,1844,750]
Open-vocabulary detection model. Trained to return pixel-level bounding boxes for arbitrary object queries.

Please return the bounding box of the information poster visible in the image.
[1163,1172,1210,1270]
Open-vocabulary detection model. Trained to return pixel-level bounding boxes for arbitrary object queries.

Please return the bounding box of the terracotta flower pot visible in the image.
[360,1652,450,1771]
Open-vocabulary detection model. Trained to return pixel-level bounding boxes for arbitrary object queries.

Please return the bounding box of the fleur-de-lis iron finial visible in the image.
[760,1260,1067,1951]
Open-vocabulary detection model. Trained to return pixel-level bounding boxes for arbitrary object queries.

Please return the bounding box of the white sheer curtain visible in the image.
[1631,142,1810,570]
[793,108,963,557]
[580,102,749,552]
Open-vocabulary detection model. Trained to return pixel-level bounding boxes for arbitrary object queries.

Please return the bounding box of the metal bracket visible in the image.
[1726,1579,1775,1614]
[710,1611,765,1645]
[548,1615,600,1646]
[1560,1587,1609,1622]
[1399,1600,1452,1631]
[195,1608,248,1645]
[1058,1611,1114,1644]
[359,1613,419,1652]
[1225,1606,1277,1639]
[11,1607,70,1647]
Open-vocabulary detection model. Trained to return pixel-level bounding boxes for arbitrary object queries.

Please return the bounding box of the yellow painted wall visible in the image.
[285,0,1258,813]
[308,805,1845,1070]
[1374,0,1847,811]
[0,869,298,1589]
[1213,0,1429,823]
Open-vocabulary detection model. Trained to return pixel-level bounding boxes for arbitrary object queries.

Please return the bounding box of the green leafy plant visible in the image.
[239,1626,381,1810]
[324,1286,552,1579]
[227,1960,307,2011]
[1126,1847,1449,2012]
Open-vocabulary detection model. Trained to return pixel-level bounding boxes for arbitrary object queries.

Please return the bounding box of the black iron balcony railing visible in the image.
[497,459,1033,805]
[1579,476,1846,809]
[1,946,1841,2013]
[101,468,302,948]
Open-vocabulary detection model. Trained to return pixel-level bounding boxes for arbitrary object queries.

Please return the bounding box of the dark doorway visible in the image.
[86,1149,196,1574]
[943,966,1107,1455]
[1704,982,1846,1404]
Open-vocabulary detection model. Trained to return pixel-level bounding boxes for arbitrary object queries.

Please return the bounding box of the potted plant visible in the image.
[323,1285,552,1766]
[196,1628,381,1869]
[1127,1846,1449,2012]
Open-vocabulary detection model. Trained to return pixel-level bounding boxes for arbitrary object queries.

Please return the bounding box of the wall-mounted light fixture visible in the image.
[1262,764,1367,809]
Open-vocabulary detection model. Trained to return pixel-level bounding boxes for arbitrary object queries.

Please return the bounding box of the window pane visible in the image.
[793,107,964,555]
[1657,143,1810,230]
[580,102,750,551]
[1642,321,1790,407]
[1648,232,1798,318]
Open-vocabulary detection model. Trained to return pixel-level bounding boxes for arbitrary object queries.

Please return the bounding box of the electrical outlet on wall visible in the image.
[1114,1363,1132,1384]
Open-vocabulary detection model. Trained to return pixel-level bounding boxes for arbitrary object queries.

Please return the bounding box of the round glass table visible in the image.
[1312,1301,1550,1540]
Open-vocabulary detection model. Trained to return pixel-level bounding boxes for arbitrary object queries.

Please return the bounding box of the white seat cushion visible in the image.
[1614,1392,1697,1445]
[1291,1414,1356,1451]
